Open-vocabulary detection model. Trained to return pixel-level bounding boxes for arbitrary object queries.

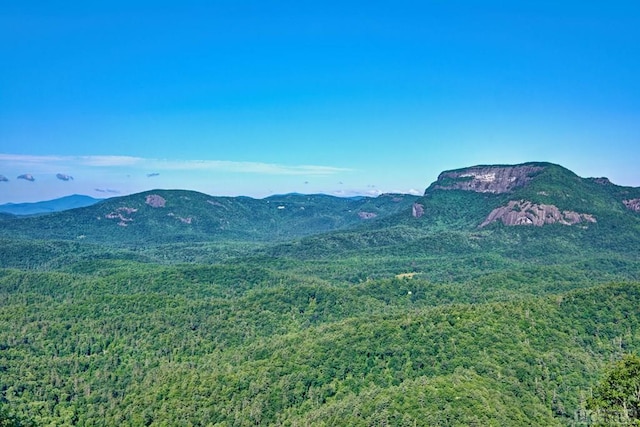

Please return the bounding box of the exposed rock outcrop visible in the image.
[358,212,377,220]
[146,194,166,208]
[168,213,193,224]
[589,177,612,185]
[207,200,226,208]
[412,203,424,218]
[480,200,596,227]
[624,199,640,212]
[432,164,544,194]
[104,207,138,227]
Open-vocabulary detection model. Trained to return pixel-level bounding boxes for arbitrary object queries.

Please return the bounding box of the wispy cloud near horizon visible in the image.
[0,153,399,204]
[0,154,352,176]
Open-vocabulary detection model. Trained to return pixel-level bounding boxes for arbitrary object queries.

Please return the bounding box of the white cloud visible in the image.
[0,153,350,176]
[333,187,424,198]
[144,159,350,175]
[0,153,68,165]
[0,154,144,175]
[332,188,380,198]
[56,173,74,181]
[78,156,143,167]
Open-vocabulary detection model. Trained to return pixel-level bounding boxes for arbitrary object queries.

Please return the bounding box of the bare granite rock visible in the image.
[207,200,226,208]
[480,200,596,227]
[624,199,640,212]
[412,203,424,218]
[433,164,544,194]
[146,194,166,208]
[104,207,138,226]
[358,212,377,220]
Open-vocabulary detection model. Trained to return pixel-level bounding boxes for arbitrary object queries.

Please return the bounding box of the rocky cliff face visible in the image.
[432,164,545,194]
[412,203,424,218]
[480,200,596,227]
[623,199,640,212]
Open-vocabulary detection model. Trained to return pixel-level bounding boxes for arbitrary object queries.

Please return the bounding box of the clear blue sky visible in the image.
[1,1,639,203]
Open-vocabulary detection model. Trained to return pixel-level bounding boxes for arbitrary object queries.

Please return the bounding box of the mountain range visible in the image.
[1,161,638,248]
[1,161,640,426]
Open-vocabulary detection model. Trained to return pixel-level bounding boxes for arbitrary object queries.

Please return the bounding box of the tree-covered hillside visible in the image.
[0,191,419,245]
[1,258,639,425]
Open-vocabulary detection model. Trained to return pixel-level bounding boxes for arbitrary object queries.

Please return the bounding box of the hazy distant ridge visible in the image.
[0,194,102,216]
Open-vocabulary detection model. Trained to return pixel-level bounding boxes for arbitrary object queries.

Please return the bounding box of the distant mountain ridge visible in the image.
[1,162,638,249]
[0,190,419,244]
[0,194,102,216]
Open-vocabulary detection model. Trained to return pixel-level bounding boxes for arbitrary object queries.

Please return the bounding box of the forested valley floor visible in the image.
[1,233,640,426]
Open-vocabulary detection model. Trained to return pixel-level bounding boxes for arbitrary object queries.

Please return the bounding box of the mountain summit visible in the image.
[429,162,547,194]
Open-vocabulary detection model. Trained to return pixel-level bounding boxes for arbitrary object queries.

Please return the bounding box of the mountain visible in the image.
[406,161,640,229]
[268,162,640,254]
[0,190,419,245]
[0,194,102,216]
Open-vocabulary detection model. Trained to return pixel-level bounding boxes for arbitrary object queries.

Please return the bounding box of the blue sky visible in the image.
[1,1,639,203]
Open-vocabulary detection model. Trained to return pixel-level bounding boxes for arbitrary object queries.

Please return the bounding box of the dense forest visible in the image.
[2,254,640,426]
[2,163,640,425]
